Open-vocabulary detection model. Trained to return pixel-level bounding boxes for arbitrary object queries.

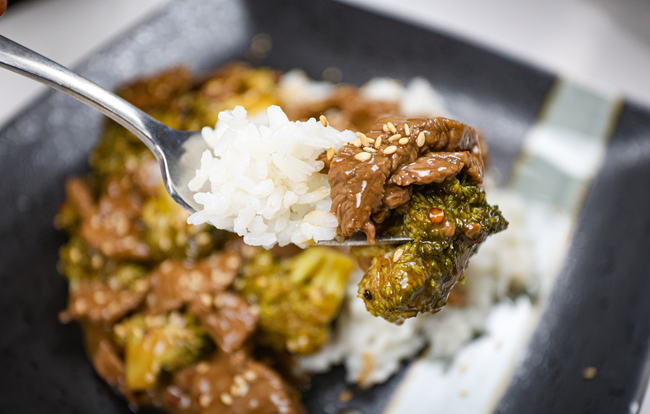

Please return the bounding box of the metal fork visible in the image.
[0,35,411,246]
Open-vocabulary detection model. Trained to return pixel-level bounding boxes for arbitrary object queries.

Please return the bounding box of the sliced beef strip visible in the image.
[188,291,259,353]
[328,117,484,243]
[328,144,392,244]
[390,151,481,186]
[145,251,241,315]
[79,174,152,261]
[61,276,151,324]
[163,351,305,414]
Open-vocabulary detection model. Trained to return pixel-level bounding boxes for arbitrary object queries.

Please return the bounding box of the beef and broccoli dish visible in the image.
[55,63,506,413]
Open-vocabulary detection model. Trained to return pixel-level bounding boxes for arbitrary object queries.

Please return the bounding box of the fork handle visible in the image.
[0,34,166,155]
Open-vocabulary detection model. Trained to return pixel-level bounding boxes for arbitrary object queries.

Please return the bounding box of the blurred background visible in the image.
[0,0,649,127]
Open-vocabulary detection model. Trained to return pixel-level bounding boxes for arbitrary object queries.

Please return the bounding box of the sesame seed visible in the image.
[233,375,246,386]
[417,132,426,147]
[338,390,354,403]
[68,247,81,263]
[108,277,121,291]
[135,278,149,292]
[286,339,299,352]
[199,394,213,408]
[196,232,211,246]
[388,134,402,142]
[363,147,376,153]
[383,146,397,155]
[220,393,233,406]
[393,248,404,262]
[319,115,328,127]
[231,381,250,397]
[359,135,370,147]
[91,254,103,269]
[398,138,409,145]
[199,293,212,307]
[404,123,410,136]
[74,299,88,314]
[352,139,362,147]
[243,369,258,381]
[354,152,372,161]
[382,124,390,133]
[326,147,335,161]
[113,324,126,338]
[196,362,210,374]
[375,137,382,147]
[583,367,597,380]
[249,304,261,316]
[132,326,144,340]
[225,254,241,269]
[93,291,107,305]
[387,122,397,133]
[161,261,173,274]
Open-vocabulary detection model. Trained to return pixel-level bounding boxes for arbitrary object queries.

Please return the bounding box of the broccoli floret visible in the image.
[238,247,354,354]
[141,186,227,260]
[358,176,508,323]
[113,311,214,391]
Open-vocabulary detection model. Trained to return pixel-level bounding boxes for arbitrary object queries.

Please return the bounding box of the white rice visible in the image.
[187,105,356,248]
[277,69,335,106]
[361,76,450,117]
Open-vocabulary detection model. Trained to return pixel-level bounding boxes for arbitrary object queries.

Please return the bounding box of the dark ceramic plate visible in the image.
[2,0,650,413]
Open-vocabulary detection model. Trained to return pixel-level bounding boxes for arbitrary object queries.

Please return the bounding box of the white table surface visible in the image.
[1,0,650,411]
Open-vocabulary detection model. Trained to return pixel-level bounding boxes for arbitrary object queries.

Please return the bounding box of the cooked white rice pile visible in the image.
[187,105,357,248]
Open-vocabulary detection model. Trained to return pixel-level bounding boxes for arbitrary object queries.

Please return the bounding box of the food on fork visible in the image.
[55,63,509,413]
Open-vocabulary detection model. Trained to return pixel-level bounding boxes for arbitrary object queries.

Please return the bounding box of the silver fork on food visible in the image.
[0,35,410,246]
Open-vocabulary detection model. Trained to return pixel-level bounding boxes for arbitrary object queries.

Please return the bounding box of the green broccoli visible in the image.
[58,236,148,290]
[89,121,150,182]
[358,176,508,323]
[238,247,355,354]
[140,186,227,260]
[113,311,214,391]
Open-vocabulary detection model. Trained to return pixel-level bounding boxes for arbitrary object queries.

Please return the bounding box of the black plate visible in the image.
[1,0,649,413]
